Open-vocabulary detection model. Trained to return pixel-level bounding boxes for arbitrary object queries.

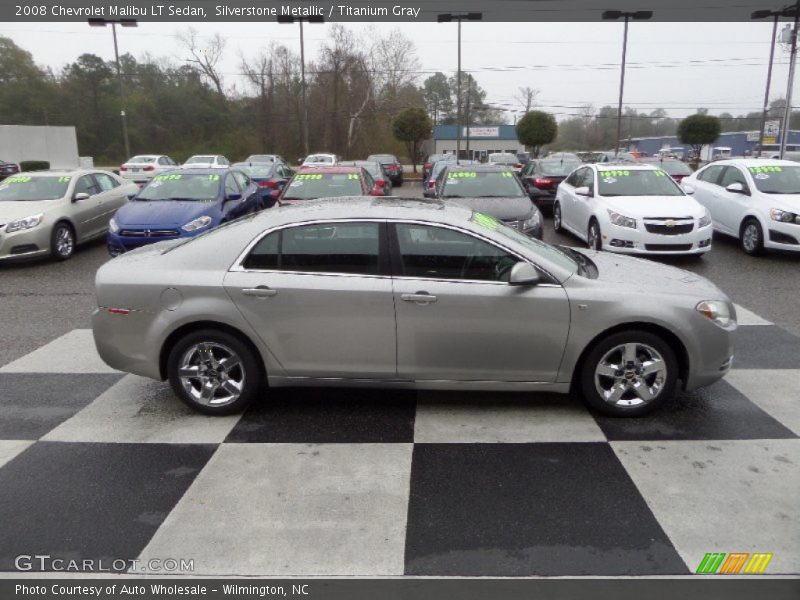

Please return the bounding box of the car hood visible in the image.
[444,196,535,220]
[602,195,704,218]
[115,200,218,227]
[0,199,64,222]
[756,192,800,212]
[577,248,725,297]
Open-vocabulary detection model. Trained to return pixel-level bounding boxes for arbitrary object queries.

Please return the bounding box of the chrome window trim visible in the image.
[230,217,562,285]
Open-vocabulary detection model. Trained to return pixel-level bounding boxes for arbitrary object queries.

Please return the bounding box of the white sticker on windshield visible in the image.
[603,177,617,184]
[289,181,303,187]
[754,173,770,180]
[149,181,162,187]
[447,179,458,184]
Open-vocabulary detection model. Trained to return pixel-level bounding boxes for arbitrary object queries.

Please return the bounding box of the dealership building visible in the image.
[431,124,524,160]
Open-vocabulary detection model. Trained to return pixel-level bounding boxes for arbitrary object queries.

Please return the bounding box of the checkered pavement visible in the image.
[0,304,797,577]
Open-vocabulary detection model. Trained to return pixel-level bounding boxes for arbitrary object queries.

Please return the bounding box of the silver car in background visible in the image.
[92,198,735,417]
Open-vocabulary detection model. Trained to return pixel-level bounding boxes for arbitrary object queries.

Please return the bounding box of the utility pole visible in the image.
[751,9,782,157]
[779,1,800,160]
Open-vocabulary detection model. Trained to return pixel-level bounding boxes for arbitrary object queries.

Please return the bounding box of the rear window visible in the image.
[282,173,363,200]
[539,160,581,175]
[642,160,692,176]
[186,156,215,164]
[127,156,156,163]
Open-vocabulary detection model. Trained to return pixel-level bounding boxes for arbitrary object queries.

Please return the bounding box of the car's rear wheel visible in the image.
[553,201,564,233]
[740,217,764,256]
[50,222,75,260]
[580,330,678,416]
[167,329,263,415]
[587,219,602,251]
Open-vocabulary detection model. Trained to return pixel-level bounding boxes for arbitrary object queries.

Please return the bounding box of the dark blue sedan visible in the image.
[107,168,260,255]
[231,162,294,208]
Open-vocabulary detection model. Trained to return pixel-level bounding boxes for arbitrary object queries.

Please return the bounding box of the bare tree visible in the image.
[177,28,226,97]
[370,29,420,110]
[514,86,539,113]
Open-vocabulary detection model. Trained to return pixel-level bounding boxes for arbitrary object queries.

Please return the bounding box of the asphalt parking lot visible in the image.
[0,181,798,577]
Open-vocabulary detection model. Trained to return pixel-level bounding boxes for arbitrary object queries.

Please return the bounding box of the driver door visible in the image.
[390,222,570,382]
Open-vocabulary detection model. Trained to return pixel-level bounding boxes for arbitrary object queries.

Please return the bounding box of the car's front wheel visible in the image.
[740,217,764,256]
[50,222,75,260]
[167,329,264,415]
[553,201,564,233]
[580,330,678,416]
[587,219,602,251]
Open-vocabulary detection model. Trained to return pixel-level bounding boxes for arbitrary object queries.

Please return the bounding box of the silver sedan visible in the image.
[92,197,736,417]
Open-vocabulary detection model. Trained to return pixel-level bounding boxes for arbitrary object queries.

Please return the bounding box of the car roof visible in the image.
[161,167,233,175]
[445,164,514,171]
[16,169,112,177]
[296,166,362,174]
[709,158,798,167]
[260,197,468,223]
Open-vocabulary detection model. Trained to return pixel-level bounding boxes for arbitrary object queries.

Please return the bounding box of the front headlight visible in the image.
[696,300,734,327]
[607,209,637,229]
[523,211,542,229]
[5,213,44,233]
[181,215,213,232]
[769,208,800,224]
[698,211,712,228]
[108,218,119,233]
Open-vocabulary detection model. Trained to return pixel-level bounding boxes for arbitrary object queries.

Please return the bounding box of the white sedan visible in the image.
[183,155,231,169]
[301,153,338,167]
[682,158,800,255]
[554,163,712,255]
[119,154,178,183]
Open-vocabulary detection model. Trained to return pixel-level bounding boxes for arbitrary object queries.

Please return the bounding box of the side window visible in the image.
[579,168,595,189]
[363,171,375,191]
[225,175,240,196]
[395,223,518,283]
[94,173,119,191]
[698,165,724,185]
[719,166,749,191]
[565,168,583,187]
[158,157,169,166]
[243,222,381,275]
[74,175,100,196]
[219,157,229,166]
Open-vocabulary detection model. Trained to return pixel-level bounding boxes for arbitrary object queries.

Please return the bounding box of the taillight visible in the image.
[534,178,555,189]
[515,163,523,168]
[119,165,127,171]
[258,180,279,189]
[386,164,398,171]
[376,180,385,187]
[427,180,435,189]
[143,165,155,171]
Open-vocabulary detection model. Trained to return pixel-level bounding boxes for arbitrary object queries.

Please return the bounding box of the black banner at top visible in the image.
[2,0,797,23]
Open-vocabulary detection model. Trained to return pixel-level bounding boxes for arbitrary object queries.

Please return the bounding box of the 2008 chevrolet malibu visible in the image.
[92,197,736,417]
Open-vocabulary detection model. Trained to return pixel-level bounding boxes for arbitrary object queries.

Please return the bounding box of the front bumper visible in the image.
[765,221,800,251]
[0,224,52,261]
[683,309,737,390]
[600,221,713,255]
[107,228,187,256]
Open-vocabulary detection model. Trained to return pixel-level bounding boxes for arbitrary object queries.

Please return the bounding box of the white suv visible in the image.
[554,163,712,256]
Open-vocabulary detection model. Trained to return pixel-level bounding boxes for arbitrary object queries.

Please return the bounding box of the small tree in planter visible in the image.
[516,111,557,158]
[678,114,721,169]
[392,107,433,174]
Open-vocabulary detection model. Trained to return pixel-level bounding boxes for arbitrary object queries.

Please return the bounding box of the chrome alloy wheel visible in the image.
[178,342,245,407]
[553,203,562,230]
[742,222,760,253]
[587,221,601,250]
[55,226,74,257]
[594,342,667,407]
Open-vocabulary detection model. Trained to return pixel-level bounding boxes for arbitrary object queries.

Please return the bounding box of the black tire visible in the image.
[740,217,764,256]
[395,178,403,187]
[587,218,602,251]
[50,222,75,261]
[553,201,564,233]
[579,330,678,417]
[167,328,264,415]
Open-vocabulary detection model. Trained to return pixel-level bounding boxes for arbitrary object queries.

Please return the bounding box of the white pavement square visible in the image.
[42,374,242,444]
[734,304,773,326]
[0,329,118,374]
[414,391,606,443]
[138,443,414,576]
[612,439,800,575]
[725,370,800,437]
[0,440,34,469]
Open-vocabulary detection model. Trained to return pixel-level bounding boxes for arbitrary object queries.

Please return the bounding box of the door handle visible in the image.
[242,286,278,298]
[401,292,437,304]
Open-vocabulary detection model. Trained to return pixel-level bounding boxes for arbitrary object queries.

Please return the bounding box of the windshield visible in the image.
[282,173,363,200]
[136,173,221,201]
[0,175,70,201]
[442,170,525,198]
[127,156,156,164]
[539,160,581,175]
[186,156,215,164]
[748,165,800,194]
[489,154,517,164]
[643,160,692,176]
[597,169,684,197]
[368,155,395,164]
[469,211,580,276]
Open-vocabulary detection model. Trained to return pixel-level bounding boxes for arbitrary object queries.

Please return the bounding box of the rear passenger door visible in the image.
[690,165,726,230]
[70,174,105,240]
[223,221,397,379]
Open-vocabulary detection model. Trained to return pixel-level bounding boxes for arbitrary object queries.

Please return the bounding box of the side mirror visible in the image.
[126,193,137,201]
[509,262,541,286]
[225,193,242,202]
[574,186,592,197]
[725,182,748,195]
[72,192,90,203]
[682,184,696,195]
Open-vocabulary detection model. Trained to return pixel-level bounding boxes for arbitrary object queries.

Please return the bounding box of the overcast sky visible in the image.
[1,20,796,122]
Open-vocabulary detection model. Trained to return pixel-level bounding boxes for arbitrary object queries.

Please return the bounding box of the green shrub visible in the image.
[19,160,50,171]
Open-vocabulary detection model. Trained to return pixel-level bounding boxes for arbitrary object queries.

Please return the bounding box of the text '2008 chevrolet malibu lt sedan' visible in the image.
[92,197,736,417]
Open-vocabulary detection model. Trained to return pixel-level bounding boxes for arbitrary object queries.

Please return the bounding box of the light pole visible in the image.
[751,9,783,157]
[602,10,652,157]
[437,12,482,162]
[278,15,324,158]
[88,17,137,159]
[779,2,800,159]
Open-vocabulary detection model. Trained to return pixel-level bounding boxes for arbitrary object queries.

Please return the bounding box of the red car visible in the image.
[278,166,384,205]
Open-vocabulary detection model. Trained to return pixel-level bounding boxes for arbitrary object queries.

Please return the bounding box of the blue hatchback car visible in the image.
[107,168,260,255]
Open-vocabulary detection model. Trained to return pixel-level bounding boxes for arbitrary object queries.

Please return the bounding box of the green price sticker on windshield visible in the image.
[4,176,32,184]
[347,173,360,180]
[472,211,499,231]
[208,174,220,181]
[296,174,323,181]
[153,174,182,181]
[448,171,477,179]
[599,169,630,177]
[749,166,782,173]
[57,176,71,183]
[501,172,513,178]
[654,170,667,177]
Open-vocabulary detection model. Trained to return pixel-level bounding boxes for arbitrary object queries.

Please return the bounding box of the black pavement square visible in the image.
[733,325,800,369]
[226,387,417,443]
[0,441,216,572]
[0,373,123,439]
[594,379,798,441]
[404,442,688,576]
